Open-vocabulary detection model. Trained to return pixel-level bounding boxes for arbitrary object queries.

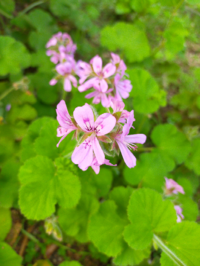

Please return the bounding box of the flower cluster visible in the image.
[56,99,146,174]
[46,32,78,92]
[77,53,132,107]
[164,177,185,222]
[46,33,132,105]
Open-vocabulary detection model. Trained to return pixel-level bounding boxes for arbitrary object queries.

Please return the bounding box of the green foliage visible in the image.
[0,36,30,75]
[59,261,82,266]
[0,207,11,241]
[185,138,200,175]
[124,188,177,250]
[19,156,81,220]
[151,124,191,168]
[0,242,22,266]
[0,0,15,18]
[59,194,99,243]
[0,160,20,208]
[160,222,200,265]
[128,68,166,114]
[101,23,150,62]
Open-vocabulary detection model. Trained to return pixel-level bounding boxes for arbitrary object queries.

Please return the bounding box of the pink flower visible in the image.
[46,32,77,64]
[111,53,127,77]
[110,99,130,123]
[174,205,184,222]
[71,104,116,169]
[76,61,92,84]
[54,60,77,91]
[79,154,117,174]
[164,178,185,195]
[56,100,77,147]
[114,74,132,100]
[78,55,116,93]
[115,111,146,168]
[85,88,113,108]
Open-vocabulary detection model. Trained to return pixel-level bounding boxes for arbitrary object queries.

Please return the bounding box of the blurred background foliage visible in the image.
[0,0,200,265]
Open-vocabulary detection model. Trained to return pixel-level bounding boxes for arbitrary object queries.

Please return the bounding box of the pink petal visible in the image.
[49,79,57,86]
[103,63,116,78]
[78,145,93,170]
[68,75,77,87]
[99,79,108,92]
[91,55,102,74]
[71,139,92,164]
[85,91,99,99]
[101,94,110,107]
[95,113,116,136]
[64,78,72,91]
[78,77,97,92]
[111,53,120,64]
[104,159,117,167]
[91,164,100,174]
[122,110,135,136]
[124,134,147,144]
[93,137,105,165]
[73,103,94,132]
[117,140,136,168]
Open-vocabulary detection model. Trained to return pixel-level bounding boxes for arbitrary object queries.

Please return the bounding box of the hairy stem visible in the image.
[20,1,46,15]
[0,87,15,101]
[153,234,186,266]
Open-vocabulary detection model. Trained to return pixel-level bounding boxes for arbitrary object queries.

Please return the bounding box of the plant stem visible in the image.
[62,89,67,100]
[20,0,45,15]
[153,234,186,266]
[21,228,43,248]
[0,87,15,101]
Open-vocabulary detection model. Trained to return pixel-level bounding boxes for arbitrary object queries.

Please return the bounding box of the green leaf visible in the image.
[29,73,59,104]
[34,118,76,160]
[113,242,150,266]
[28,9,54,31]
[0,0,15,18]
[88,200,127,257]
[79,167,113,198]
[59,194,99,243]
[0,36,30,75]
[20,117,50,162]
[185,138,200,175]
[151,124,191,166]
[164,19,188,56]
[159,222,200,266]
[7,104,37,123]
[124,152,170,192]
[128,68,166,113]
[178,195,199,221]
[160,253,178,266]
[59,261,82,266]
[101,23,150,62]
[0,208,12,241]
[19,156,81,220]
[109,186,133,220]
[0,160,20,208]
[0,242,22,266]
[130,0,150,12]
[124,188,177,250]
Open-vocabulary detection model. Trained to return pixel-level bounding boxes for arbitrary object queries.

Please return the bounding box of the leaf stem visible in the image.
[0,87,15,101]
[20,0,46,15]
[153,234,186,266]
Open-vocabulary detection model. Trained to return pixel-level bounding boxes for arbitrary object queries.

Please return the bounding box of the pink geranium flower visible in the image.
[85,88,113,107]
[115,111,146,168]
[76,61,92,84]
[71,104,116,169]
[111,52,127,77]
[79,154,117,174]
[78,55,116,93]
[174,205,184,222]
[165,178,185,195]
[56,100,77,147]
[114,74,132,100]
[50,59,77,91]
[110,99,130,123]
